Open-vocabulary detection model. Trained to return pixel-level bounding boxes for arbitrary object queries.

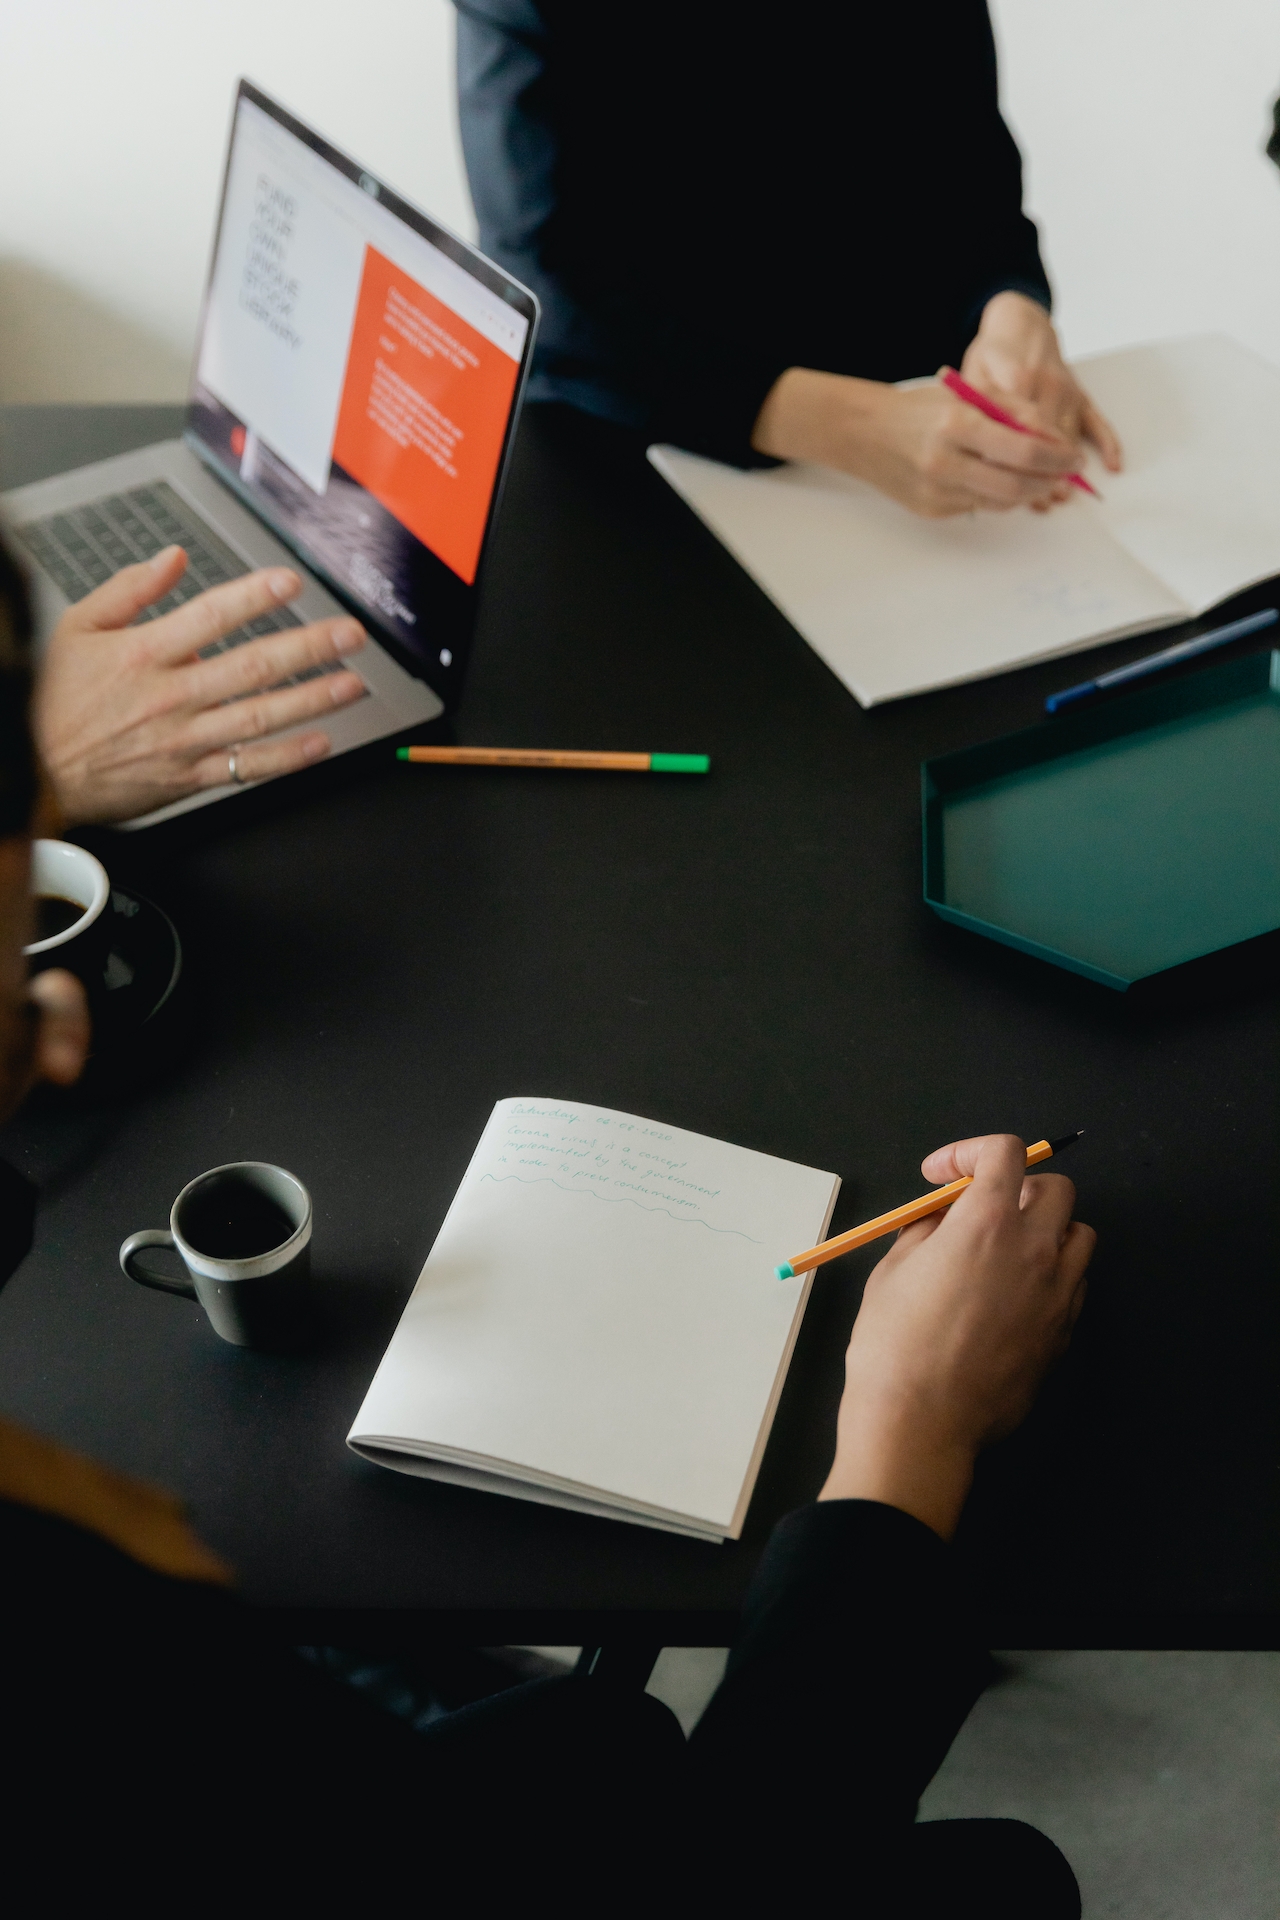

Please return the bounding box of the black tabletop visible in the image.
[1,403,1276,1646]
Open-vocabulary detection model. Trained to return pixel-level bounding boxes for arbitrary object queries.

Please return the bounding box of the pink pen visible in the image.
[941,368,1101,499]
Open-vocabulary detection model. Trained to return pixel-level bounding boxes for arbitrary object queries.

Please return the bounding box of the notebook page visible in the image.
[349,1099,839,1535]
[648,445,1182,707]
[1076,335,1280,615]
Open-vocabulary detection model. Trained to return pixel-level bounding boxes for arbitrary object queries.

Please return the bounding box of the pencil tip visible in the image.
[1047,1129,1085,1155]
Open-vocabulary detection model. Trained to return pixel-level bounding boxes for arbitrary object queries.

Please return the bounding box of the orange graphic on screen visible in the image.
[332,246,518,585]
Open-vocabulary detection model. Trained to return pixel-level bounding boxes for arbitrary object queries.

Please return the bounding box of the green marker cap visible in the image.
[774,1262,795,1280]
[650,753,710,774]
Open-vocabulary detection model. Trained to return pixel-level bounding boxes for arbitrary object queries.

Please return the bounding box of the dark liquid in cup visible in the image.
[180,1183,297,1260]
[35,895,85,942]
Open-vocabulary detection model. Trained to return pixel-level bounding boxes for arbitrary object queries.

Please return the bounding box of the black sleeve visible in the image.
[0,1158,37,1288]
[0,1499,460,1910]
[454,0,784,458]
[932,0,1053,331]
[1,1492,989,1905]
[455,0,655,431]
[638,3,1052,461]
[456,2,1050,468]
[688,1501,993,1891]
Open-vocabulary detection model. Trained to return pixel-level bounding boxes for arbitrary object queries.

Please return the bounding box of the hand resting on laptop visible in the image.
[34,545,367,824]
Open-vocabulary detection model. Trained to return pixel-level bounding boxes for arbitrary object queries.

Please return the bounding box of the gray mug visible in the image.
[120,1162,313,1350]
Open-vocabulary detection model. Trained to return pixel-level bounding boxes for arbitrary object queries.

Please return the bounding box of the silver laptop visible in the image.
[3,80,539,827]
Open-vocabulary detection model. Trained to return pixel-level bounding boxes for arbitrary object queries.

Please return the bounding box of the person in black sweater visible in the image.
[0,535,1091,1912]
[455,0,1123,516]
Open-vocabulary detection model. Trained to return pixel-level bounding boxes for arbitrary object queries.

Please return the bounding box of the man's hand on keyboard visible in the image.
[33,545,368,823]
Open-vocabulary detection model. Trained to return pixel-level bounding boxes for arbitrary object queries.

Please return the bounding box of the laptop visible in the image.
[2,79,539,827]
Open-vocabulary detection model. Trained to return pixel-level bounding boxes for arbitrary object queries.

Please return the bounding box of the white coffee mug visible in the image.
[25,838,110,960]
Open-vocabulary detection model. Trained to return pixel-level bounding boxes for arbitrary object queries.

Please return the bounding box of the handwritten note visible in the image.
[475,1100,762,1242]
[349,1098,839,1537]
[647,437,1186,707]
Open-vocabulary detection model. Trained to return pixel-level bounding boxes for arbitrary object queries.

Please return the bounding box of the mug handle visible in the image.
[120,1230,197,1299]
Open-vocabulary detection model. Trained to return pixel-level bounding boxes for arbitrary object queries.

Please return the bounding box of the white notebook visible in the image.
[348,1098,840,1541]
[648,334,1280,706]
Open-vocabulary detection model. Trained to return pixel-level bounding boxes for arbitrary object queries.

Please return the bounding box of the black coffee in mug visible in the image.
[181,1180,297,1260]
[26,843,112,1023]
[120,1161,313,1350]
[35,894,86,943]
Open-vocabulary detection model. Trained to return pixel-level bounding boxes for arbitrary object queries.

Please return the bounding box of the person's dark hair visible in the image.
[0,532,38,838]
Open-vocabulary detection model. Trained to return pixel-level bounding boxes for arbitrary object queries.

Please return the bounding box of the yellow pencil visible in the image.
[396,747,709,773]
[775,1132,1083,1279]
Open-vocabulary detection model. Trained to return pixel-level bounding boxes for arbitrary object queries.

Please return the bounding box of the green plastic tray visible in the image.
[922,650,1280,990]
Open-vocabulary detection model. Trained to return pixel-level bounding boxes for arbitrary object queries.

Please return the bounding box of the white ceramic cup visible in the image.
[25,839,110,959]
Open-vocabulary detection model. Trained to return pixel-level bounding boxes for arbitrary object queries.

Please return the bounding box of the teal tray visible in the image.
[922,650,1280,991]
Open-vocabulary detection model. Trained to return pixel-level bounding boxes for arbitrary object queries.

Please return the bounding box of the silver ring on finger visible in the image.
[228,749,245,786]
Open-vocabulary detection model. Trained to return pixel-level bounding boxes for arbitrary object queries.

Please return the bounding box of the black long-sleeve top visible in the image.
[455,0,1052,465]
[0,1461,989,1905]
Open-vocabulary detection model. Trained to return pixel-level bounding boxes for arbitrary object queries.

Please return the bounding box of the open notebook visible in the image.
[648,334,1280,706]
[348,1099,839,1540]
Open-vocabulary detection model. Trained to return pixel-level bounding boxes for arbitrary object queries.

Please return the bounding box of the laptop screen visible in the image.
[186,82,537,695]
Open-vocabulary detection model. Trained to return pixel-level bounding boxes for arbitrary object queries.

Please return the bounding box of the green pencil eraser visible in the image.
[395,747,410,760]
[774,1262,794,1280]
[650,753,710,774]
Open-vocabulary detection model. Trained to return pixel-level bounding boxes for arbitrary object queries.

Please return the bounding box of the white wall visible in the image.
[1,0,1278,402]
[990,0,1280,368]
[0,0,476,402]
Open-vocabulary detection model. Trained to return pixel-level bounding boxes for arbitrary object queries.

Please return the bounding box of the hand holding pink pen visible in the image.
[940,368,1102,499]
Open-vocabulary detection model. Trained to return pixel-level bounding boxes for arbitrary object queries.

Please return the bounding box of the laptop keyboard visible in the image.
[16,482,344,686]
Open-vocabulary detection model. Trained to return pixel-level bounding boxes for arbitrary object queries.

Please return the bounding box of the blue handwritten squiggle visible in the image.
[479,1172,763,1243]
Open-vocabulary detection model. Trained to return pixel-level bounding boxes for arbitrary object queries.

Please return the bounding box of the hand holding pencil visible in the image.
[817,1133,1096,1540]
[777,1130,1082,1277]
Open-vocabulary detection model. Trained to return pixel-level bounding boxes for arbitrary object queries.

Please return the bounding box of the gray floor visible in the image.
[644,1648,1280,1918]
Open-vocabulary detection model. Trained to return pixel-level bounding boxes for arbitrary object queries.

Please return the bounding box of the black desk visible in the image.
[1,404,1276,1646]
